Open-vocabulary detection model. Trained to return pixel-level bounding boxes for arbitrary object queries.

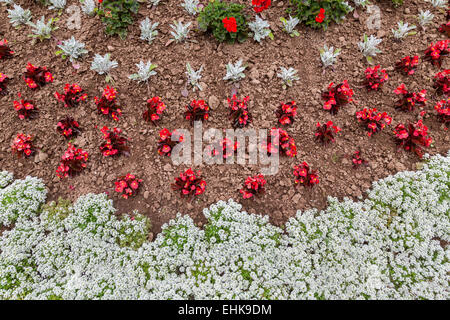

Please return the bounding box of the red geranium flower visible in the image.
[293,162,319,187]
[172,168,206,198]
[11,133,35,158]
[252,0,271,13]
[222,17,237,33]
[240,174,266,199]
[315,8,325,23]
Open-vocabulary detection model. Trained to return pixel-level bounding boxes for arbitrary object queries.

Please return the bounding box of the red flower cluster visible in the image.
[143,96,166,125]
[185,100,210,124]
[57,117,81,139]
[94,86,122,121]
[56,143,89,178]
[434,99,449,128]
[355,108,392,137]
[434,70,450,96]
[99,126,130,157]
[293,162,319,187]
[315,121,341,144]
[240,174,266,199]
[252,0,271,13]
[11,133,34,158]
[0,39,14,59]
[439,21,450,37]
[0,72,9,94]
[261,128,297,157]
[393,120,432,158]
[322,81,354,115]
[394,84,427,112]
[315,8,325,23]
[206,138,238,160]
[222,17,237,33]
[364,65,389,91]
[424,40,450,67]
[228,95,252,128]
[276,101,297,125]
[13,93,38,120]
[23,62,53,89]
[115,174,143,199]
[395,56,419,75]
[157,128,183,156]
[54,84,88,108]
[352,150,368,169]
[172,168,206,197]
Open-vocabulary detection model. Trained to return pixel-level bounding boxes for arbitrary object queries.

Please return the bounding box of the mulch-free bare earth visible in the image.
[0,0,448,235]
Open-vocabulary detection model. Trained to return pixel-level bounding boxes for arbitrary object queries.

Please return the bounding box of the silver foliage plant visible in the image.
[277,67,299,89]
[28,16,58,42]
[0,152,449,299]
[48,0,66,10]
[427,0,447,8]
[0,0,14,5]
[7,4,32,27]
[186,63,203,91]
[90,53,118,75]
[170,21,191,42]
[223,60,246,83]
[128,61,157,83]
[280,16,300,37]
[57,37,89,62]
[140,18,159,44]
[392,21,417,40]
[358,34,382,63]
[181,0,200,15]
[248,15,272,43]
[353,0,369,7]
[320,45,341,68]
[80,0,96,16]
[417,10,434,28]
[149,0,162,6]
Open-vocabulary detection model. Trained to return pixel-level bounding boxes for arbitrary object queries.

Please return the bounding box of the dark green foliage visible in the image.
[287,0,353,30]
[197,1,249,43]
[98,0,139,39]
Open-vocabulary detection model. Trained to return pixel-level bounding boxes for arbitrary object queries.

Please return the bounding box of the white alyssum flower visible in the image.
[128,61,157,83]
[280,16,300,37]
[0,171,13,189]
[90,53,118,75]
[57,37,88,62]
[320,44,341,68]
[7,4,32,27]
[181,0,200,15]
[140,18,159,44]
[277,67,299,89]
[417,10,434,28]
[80,0,96,16]
[392,21,416,40]
[170,21,191,42]
[186,63,203,91]
[248,16,272,43]
[223,60,246,82]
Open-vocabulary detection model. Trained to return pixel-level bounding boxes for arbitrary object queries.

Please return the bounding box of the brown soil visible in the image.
[0,0,448,235]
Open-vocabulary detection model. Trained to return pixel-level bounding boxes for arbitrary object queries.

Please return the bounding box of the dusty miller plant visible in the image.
[149,0,162,6]
[427,0,447,8]
[7,4,32,27]
[280,16,300,37]
[353,0,369,7]
[417,10,434,29]
[358,34,382,63]
[249,16,272,43]
[0,0,14,5]
[140,18,159,44]
[28,16,58,42]
[128,61,157,83]
[181,0,200,15]
[57,37,89,62]
[48,0,66,10]
[80,0,96,16]
[170,21,191,43]
[90,53,118,81]
[186,63,203,91]
[320,45,341,68]
[277,67,299,89]
[392,21,416,40]
[223,60,246,83]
